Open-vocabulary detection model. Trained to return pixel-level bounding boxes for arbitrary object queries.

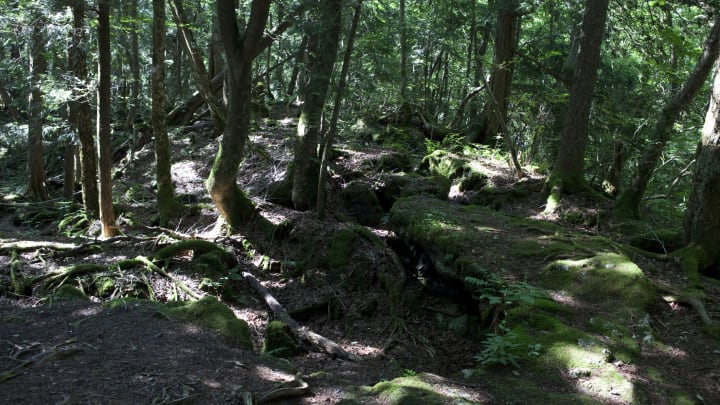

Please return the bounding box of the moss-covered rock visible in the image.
[629,229,684,254]
[340,181,384,226]
[378,173,450,209]
[541,253,657,314]
[261,320,301,357]
[164,296,252,349]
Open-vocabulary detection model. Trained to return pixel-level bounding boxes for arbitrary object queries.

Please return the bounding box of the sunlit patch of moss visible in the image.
[164,296,252,349]
[261,320,301,358]
[541,253,656,314]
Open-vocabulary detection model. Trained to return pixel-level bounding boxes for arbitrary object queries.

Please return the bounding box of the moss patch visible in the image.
[541,253,657,314]
[164,296,252,349]
[52,285,89,301]
[261,320,301,357]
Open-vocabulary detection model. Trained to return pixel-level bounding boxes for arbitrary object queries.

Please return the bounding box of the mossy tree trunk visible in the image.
[614,14,720,219]
[69,1,99,218]
[26,10,48,201]
[684,56,720,270]
[290,0,342,211]
[544,0,609,197]
[152,0,181,227]
[208,0,270,231]
[97,0,117,237]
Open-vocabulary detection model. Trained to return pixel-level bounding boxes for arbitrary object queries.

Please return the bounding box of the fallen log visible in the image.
[242,271,359,361]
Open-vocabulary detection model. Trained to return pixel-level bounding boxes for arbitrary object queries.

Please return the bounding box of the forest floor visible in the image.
[1,106,720,404]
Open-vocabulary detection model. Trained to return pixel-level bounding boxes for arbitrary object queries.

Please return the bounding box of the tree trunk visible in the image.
[317,0,363,218]
[170,0,225,130]
[473,0,520,145]
[286,34,308,98]
[545,0,609,197]
[97,0,117,237]
[208,0,270,231]
[126,0,141,168]
[26,11,49,201]
[153,0,180,227]
[290,0,342,211]
[69,1,99,218]
[614,14,720,219]
[684,56,720,270]
[399,0,408,103]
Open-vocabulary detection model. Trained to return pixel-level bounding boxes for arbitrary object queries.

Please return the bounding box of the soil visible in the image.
[1,108,719,404]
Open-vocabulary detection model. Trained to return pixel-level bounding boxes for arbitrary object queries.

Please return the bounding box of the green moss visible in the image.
[164,296,252,349]
[326,228,359,271]
[261,320,301,357]
[541,253,657,314]
[103,297,161,310]
[368,375,454,404]
[95,277,115,297]
[192,251,227,277]
[510,239,575,260]
[52,285,89,301]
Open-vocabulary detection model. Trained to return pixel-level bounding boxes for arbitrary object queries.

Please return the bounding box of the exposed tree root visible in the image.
[135,256,202,300]
[242,271,359,361]
[153,240,235,267]
[256,374,309,403]
[0,339,82,384]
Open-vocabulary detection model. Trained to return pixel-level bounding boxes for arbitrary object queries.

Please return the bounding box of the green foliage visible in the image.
[465,273,539,309]
[475,332,521,368]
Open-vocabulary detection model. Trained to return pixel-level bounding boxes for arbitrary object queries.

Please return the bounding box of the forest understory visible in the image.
[1,105,720,404]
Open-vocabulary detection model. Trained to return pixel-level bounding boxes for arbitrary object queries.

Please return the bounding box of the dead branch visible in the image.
[242,271,359,361]
[0,339,82,384]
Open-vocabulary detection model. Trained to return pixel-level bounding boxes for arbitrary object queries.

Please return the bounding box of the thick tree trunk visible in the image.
[545,0,609,197]
[97,0,117,237]
[26,12,49,201]
[614,14,720,219]
[473,0,519,145]
[290,0,342,211]
[153,0,180,227]
[208,0,270,231]
[684,56,720,270]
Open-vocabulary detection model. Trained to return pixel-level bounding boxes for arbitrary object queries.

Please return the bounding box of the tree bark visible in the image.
[170,0,226,129]
[290,0,342,211]
[473,0,520,145]
[97,0,117,237]
[26,11,49,201]
[126,0,141,168]
[614,14,720,219]
[545,0,609,197]
[153,0,180,227]
[317,0,363,218]
[69,1,99,218]
[684,56,720,270]
[208,0,271,231]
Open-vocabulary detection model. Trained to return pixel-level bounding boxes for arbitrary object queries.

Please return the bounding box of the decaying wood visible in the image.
[242,271,359,361]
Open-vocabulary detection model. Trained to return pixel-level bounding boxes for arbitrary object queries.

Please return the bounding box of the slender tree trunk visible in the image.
[545,0,609,197]
[69,2,99,217]
[208,0,270,231]
[318,0,363,218]
[614,14,720,219]
[170,0,225,130]
[287,34,308,98]
[290,0,342,211]
[126,0,141,168]
[399,0,408,103]
[97,0,117,237]
[473,0,520,145]
[153,0,180,227]
[684,55,720,270]
[26,11,49,201]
